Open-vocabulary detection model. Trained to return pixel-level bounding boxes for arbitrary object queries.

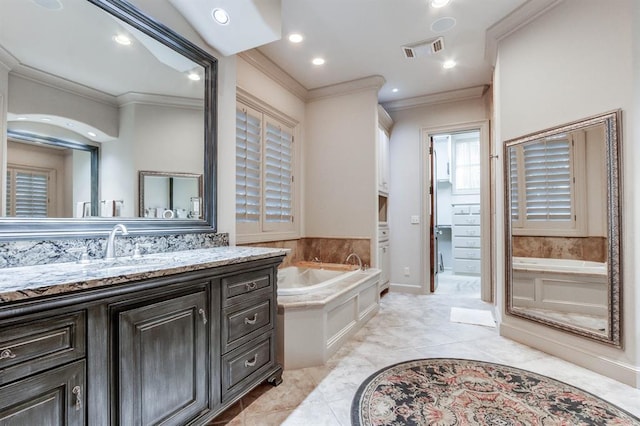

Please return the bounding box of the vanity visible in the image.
[0,247,286,425]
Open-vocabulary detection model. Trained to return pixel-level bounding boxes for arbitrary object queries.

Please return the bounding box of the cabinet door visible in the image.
[118,289,208,426]
[0,360,85,426]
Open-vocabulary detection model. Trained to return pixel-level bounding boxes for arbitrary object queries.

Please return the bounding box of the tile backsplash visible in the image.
[0,232,229,268]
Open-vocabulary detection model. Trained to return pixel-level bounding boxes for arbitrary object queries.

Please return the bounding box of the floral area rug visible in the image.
[351,358,640,425]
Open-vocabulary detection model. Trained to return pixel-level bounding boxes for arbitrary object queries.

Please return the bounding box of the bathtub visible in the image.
[511,256,607,317]
[276,262,381,369]
[277,265,360,295]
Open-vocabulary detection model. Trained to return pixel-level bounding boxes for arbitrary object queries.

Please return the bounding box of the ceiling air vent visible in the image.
[402,37,445,59]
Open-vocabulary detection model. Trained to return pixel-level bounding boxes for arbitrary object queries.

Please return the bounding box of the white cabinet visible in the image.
[378,225,390,292]
[433,135,451,182]
[378,126,390,195]
[452,203,481,275]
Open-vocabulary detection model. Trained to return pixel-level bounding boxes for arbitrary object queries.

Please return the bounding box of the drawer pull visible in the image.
[244,354,258,368]
[198,308,208,325]
[245,281,258,291]
[72,385,82,411]
[0,348,16,360]
[244,313,258,325]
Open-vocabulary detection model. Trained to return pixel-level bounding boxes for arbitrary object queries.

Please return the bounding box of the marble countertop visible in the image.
[0,246,288,304]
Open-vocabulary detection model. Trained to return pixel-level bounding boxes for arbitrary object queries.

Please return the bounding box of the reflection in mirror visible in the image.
[0,0,217,237]
[6,130,99,217]
[504,110,621,347]
[138,171,202,219]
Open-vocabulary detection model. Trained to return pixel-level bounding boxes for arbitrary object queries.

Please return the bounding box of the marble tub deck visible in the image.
[209,273,640,425]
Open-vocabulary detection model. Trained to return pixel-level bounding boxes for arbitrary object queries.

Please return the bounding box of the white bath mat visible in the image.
[450,307,496,328]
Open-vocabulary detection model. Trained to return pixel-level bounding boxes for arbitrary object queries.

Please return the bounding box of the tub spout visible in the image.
[345,253,363,270]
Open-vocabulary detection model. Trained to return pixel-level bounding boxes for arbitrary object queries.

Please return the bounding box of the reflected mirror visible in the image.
[504,110,621,346]
[139,171,202,219]
[0,0,216,237]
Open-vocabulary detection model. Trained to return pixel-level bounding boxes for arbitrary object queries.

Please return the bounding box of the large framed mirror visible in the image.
[504,110,622,347]
[0,0,217,239]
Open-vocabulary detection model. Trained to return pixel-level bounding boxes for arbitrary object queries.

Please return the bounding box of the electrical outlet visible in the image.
[404,267,410,276]
[410,215,420,224]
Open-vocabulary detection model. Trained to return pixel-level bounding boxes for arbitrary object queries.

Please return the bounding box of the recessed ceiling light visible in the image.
[312,57,325,66]
[187,72,201,81]
[443,60,457,69]
[87,131,97,137]
[212,8,230,25]
[113,34,132,46]
[431,0,451,8]
[392,88,399,93]
[288,33,304,43]
[40,117,51,122]
[431,17,456,33]
[16,117,27,120]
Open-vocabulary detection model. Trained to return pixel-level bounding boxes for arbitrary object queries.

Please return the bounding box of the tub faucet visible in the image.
[104,223,129,260]
[345,253,363,270]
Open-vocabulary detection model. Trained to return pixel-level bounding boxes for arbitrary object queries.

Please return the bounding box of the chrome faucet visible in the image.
[345,253,363,270]
[104,223,129,260]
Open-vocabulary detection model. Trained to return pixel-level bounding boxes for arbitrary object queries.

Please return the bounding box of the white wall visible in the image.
[387,98,487,292]
[305,90,378,243]
[494,0,638,386]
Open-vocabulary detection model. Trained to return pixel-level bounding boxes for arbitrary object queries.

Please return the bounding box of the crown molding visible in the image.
[377,105,393,132]
[117,92,203,109]
[485,0,564,66]
[238,49,308,101]
[0,46,18,73]
[307,75,386,103]
[381,85,487,112]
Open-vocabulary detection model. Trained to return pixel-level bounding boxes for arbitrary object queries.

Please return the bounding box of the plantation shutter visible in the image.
[7,168,50,217]
[509,147,520,223]
[523,136,572,221]
[236,105,262,223]
[264,119,293,227]
[5,171,11,216]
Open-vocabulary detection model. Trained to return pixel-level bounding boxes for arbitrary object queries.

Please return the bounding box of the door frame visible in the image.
[420,120,492,302]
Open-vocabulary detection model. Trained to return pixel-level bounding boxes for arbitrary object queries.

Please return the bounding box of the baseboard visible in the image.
[389,282,426,295]
[500,322,640,388]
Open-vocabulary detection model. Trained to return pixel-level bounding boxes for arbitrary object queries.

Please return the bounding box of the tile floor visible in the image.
[210,273,640,425]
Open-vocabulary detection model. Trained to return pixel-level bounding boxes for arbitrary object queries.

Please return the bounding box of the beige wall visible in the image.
[494,0,638,386]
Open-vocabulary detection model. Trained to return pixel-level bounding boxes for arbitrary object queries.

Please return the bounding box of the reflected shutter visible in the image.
[523,136,572,221]
[10,168,49,217]
[509,147,519,222]
[264,120,293,223]
[236,106,262,223]
[5,171,11,216]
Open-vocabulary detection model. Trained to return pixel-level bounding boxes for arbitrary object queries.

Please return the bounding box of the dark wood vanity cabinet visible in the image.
[0,256,284,426]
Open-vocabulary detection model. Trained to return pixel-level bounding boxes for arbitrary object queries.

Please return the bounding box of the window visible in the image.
[451,131,480,194]
[236,100,296,240]
[509,133,586,236]
[6,166,52,217]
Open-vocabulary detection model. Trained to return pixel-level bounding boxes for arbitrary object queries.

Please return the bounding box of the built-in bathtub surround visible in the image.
[0,246,283,303]
[241,237,371,268]
[512,236,606,263]
[0,232,228,268]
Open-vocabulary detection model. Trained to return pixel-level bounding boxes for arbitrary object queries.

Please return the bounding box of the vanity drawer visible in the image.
[222,268,272,306]
[454,248,481,260]
[222,333,274,401]
[222,298,273,353]
[0,311,86,385]
[453,237,481,248]
[453,225,481,237]
[453,214,480,226]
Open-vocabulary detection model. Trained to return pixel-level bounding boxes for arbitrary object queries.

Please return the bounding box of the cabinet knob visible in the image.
[0,348,16,360]
[244,354,258,368]
[245,281,258,291]
[198,308,208,325]
[244,313,258,325]
[72,385,82,412]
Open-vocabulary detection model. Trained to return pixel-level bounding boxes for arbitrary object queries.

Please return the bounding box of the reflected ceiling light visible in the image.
[16,117,27,120]
[40,117,51,122]
[443,59,457,69]
[87,131,97,137]
[288,33,304,43]
[187,72,201,81]
[113,34,132,46]
[212,8,230,25]
[430,0,451,8]
[392,88,399,93]
[312,57,325,66]
[66,122,75,127]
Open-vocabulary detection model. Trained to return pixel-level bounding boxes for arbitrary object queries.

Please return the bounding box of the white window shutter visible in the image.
[263,119,293,229]
[236,105,262,224]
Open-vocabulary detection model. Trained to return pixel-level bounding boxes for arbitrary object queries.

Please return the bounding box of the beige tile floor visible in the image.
[210,273,640,425]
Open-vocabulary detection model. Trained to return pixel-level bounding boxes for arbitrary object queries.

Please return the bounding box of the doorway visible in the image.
[422,121,491,302]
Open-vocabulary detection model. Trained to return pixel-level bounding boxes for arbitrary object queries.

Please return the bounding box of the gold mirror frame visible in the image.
[504,110,622,347]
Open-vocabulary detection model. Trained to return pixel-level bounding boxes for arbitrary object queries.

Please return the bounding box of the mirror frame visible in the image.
[0,0,217,240]
[504,110,622,347]
[138,170,203,218]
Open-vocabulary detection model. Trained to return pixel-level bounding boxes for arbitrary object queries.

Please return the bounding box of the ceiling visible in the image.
[256,0,530,103]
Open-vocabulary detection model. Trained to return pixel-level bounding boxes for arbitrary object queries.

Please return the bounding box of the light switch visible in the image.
[410,215,420,224]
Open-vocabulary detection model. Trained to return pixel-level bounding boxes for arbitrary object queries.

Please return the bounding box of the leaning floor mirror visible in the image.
[504,110,622,347]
